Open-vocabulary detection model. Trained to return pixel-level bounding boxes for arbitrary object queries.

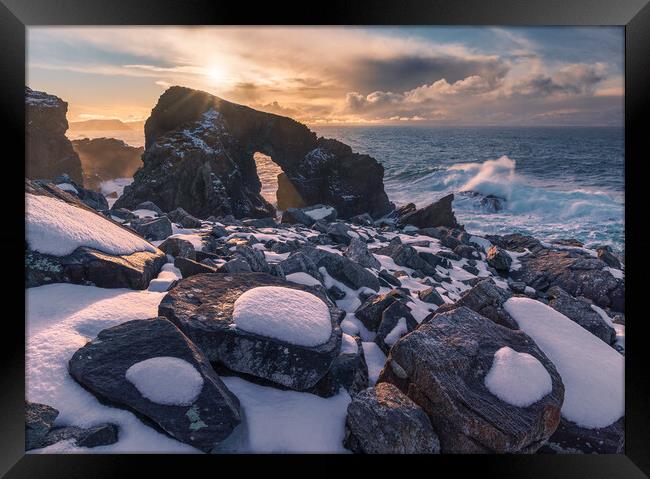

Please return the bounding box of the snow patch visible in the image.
[362,342,386,385]
[305,206,334,221]
[233,286,332,347]
[504,297,624,428]
[125,357,203,406]
[384,317,408,346]
[285,272,322,287]
[484,346,552,407]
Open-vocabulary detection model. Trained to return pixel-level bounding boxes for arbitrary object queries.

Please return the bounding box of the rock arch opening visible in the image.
[253,151,306,212]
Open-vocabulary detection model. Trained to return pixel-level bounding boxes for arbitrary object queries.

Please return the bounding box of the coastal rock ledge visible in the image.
[114,86,393,219]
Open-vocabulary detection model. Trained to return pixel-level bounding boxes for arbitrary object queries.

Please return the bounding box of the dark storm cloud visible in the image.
[513,63,606,97]
[350,55,509,92]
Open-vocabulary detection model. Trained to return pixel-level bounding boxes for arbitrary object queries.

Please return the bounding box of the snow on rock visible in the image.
[341,333,359,354]
[484,346,553,408]
[26,284,197,453]
[56,183,78,194]
[504,297,624,428]
[26,193,156,257]
[305,206,335,221]
[220,376,350,453]
[384,317,408,347]
[125,357,204,406]
[147,263,182,292]
[285,272,322,287]
[362,342,387,385]
[233,286,332,347]
[132,209,159,219]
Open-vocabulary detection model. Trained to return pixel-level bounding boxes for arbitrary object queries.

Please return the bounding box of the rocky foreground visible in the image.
[25,175,625,454]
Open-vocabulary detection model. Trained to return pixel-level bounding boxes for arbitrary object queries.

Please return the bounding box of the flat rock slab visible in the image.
[26,247,167,290]
[158,272,344,391]
[344,383,440,454]
[68,317,241,452]
[378,306,564,453]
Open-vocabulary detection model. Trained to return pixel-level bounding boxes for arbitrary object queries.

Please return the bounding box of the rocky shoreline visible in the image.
[25,86,625,454]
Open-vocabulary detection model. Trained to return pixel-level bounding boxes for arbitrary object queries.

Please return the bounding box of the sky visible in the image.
[27,26,624,126]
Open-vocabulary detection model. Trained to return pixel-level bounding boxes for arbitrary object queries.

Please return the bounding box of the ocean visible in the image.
[70,125,625,253]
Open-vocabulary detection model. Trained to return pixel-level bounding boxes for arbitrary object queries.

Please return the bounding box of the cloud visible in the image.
[512,63,607,97]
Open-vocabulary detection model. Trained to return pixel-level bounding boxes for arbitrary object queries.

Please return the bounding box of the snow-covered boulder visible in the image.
[344,383,440,454]
[158,272,344,391]
[68,317,242,452]
[25,179,166,290]
[378,306,564,453]
[504,297,624,453]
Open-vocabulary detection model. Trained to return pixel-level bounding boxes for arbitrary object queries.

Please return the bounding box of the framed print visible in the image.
[1,0,649,476]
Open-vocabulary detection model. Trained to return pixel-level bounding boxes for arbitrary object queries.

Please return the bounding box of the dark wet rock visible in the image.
[110,208,137,222]
[174,256,218,278]
[26,87,84,185]
[49,174,108,211]
[131,216,173,241]
[219,257,252,273]
[71,137,144,191]
[344,237,380,269]
[68,317,241,452]
[480,194,505,212]
[355,290,408,332]
[542,417,624,454]
[418,287,445,306]
[158,237,197,260]
[299,246,380,292]
[437,250,461,262]
[168,207,203,228]
[159,273,344,390]
[135,201,164,216]
[375,301,418,354]
[487,245,512,273]
[512,247,625,312]
[454,244,480,260]
[462,264,479,275]
[210,224,229,238]
[378,269,402,288]
[596,246,622,269]
[370,236,403,257]
[327,222,355,245]
[432,279,518,329]
[114,86,391,219]
[487,233,544,254]
[344,383,440,454]
[301,204,338,223]
[310,335,368,398]
[25,401,59,451]
[378,306,564,453]
[328,285,346,300]
[418,252,452,270]
[391,245,436,276]
[508,279,527,294]
[552,238,584,248]
[350,213,374,226]
[41,424,119,449]
[279,252,322,281]
[546,286,616,344]
[397,194,459,229]
[281,208,315,226]
[234,245,270,273]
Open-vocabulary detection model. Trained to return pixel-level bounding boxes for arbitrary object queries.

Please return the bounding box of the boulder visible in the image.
[26,87,83,185]
[25,180,166,290]
[391,245,436,276]
[71,137,144,190]
[299,246,380,292]
[242,217,278,228]
[454,244,480,260]
[597,246,622,269]
[168,207,203,228]
[25,401,59,451]
[279,252,322,280]
[131,216,173,241]
[68,317,241,452]
[136,201,165,216]
[234,245,270,273]
[51,176,110,211]
[432,279,518,329]
[344,237,380,269]
[114,86,391,219]
[219,257,252,273]
[344,383,440,454]
[418,251,451,270]
[397,194,459,229]
[326,222,355,245]
[281,208,315,226]
[418,287,445,306]
[158,273,344,390]
[512,247,625,312]
[378,269,401,288]
[310,335,369,398]
[487,245,512,273]
[174,256,218,278]
[354,289,409,332]
[546,286,616,344]
[159,237,196,260]
[375,301,418,354]
[378,306,564,453]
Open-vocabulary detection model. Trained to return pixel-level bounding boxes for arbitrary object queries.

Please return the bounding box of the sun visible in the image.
[205,66,224,84]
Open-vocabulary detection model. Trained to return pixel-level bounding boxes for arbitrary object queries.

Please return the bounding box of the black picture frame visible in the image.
[2,0,648,476]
